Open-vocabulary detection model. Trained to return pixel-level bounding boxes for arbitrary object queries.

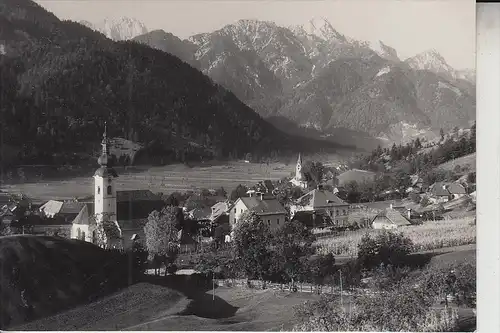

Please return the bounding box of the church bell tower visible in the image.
[94,123,118,224]
[295,153,304,181]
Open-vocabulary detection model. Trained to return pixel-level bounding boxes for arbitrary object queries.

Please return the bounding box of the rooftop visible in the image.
[239,197,286,215]
[295,188,347,208]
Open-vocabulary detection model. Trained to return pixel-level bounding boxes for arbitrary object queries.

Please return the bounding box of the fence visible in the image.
[212,278,355,295]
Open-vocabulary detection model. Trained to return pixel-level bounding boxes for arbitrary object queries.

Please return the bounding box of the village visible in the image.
[0,126,477,259]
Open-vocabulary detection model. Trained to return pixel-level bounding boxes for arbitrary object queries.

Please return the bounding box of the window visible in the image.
[81,231,86,241]
[97,186,101,194]
[234,218,236,224]
[267,219,270,225]
[107,185,112,195]
[234,208,236,214]
[241,209,243,214]
[277,219,280,225]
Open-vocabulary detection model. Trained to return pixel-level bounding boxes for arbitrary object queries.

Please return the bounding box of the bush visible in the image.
[357,231,413,270]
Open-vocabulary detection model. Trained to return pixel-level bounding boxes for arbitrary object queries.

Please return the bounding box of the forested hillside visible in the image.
[0,0,343,169]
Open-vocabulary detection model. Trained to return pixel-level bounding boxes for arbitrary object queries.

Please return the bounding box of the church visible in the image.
[290,153,308,189]
[70,126,165,248]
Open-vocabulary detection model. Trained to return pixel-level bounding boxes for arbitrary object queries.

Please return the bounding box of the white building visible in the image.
[290,153,308,189]
[228,192,287,232]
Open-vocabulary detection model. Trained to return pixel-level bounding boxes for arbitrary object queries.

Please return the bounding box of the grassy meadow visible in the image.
[315,217,476,257]
[1,161,298,203]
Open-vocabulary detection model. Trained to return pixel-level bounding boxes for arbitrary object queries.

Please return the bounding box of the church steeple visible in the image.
[295,153,304,181]
[98,122,110,167]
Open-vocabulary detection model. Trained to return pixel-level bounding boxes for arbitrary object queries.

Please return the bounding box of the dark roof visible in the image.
[431,182,452,196]
[116,190,162,202]
[296,189,347,208]
[59,201,85,215]
[188,207,212,220]
[430,182,466,196]
[292,210,332,228]
[73,200,164,224]
[240,197,286,215]
[94,166,118,178]
[372,208,411,227]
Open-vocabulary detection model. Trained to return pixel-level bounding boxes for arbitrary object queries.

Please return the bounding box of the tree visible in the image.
[467,172,476,184]
[231,211,272,281]
[215,186,227,198]
[144,206,181,276]
[91,213,122,249]
[230,184,248,201]
[303,161,324,184]
[271,220,316,283]
[0,219,12,236]
[304,254,336,289]
[357,231,413,270]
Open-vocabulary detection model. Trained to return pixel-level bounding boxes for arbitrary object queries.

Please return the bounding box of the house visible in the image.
[210,201,230,224]
[372,208,411,229]
[228,192,287,232]
[290,153,308,189]
[71,127,165,249]
[290,186,350,227]
[336,169,376,187]
[430,182,467,203]
[40,200,85,223]
[187,207,212,222]
[10,214,73,237]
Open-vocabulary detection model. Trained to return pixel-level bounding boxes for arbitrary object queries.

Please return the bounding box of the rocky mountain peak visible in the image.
[80,17,148,41]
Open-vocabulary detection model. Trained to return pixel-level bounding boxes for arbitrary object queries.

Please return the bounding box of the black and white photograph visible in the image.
[0,0,480,331]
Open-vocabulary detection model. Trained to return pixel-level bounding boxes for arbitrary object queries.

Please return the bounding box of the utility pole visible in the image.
[213,271,215,301]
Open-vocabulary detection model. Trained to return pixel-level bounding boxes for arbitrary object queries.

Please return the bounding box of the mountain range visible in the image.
[95,16,475,144]
[1,0,347,169]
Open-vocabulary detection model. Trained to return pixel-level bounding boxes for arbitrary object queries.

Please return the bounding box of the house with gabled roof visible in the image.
[228,192,287,231]
[290,186,350,227]
[429,182,467,203]
[372,208,412,229]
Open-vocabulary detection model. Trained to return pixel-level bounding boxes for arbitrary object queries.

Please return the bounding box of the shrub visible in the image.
[357,230,413,270]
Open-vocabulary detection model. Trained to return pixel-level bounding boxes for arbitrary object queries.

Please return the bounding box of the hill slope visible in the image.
[0,235,136,329]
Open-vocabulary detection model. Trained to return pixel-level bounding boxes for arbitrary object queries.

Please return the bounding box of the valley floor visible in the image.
[11,242,476,332]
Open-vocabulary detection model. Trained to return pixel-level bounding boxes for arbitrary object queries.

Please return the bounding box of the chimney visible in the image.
[442,185,447,190]
[390,203,393,210]
[407,208,411,220]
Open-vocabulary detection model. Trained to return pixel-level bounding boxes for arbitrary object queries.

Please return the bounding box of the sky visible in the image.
[35,0,476,70]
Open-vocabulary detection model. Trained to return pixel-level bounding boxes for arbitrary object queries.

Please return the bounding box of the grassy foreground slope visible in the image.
[0,235,134,329]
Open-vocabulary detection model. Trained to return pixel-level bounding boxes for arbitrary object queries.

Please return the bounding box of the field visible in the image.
[315,217,476,257]
[1,161,300,203]
[436,153,476,173]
